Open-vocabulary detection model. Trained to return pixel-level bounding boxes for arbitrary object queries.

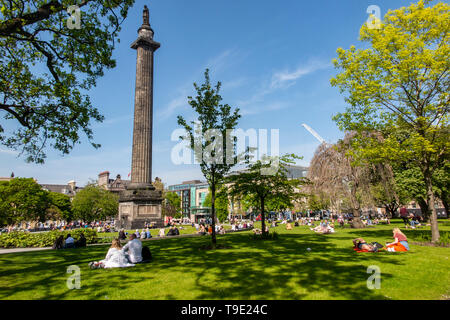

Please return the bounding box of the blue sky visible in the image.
[0,0,423,187]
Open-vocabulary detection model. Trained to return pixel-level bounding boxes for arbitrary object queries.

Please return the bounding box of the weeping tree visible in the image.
[308,133,374,228]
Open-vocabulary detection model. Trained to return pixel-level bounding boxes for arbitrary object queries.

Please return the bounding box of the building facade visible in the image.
[168,180,210,222]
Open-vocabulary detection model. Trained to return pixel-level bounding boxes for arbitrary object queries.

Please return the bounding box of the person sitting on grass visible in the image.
[167,226,178,236]
[75,233,86,248]
[386,228,410,252]
[158,228,165,237]
[122,234,143,264]
[352,238,378,252]
[253,228,262,235]
[286,223,293,230]
[118,228,127,240]
[89,239,135,269]
[64,234,75,249]
[146,228,152,239]
[197,224,207,235]
[52,235,64,250]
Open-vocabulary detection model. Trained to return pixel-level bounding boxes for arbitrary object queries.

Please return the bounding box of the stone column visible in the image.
[118,6,163,229]
[129,5,160,190]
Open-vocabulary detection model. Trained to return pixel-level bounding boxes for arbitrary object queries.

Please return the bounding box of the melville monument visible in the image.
[118,5,163,229]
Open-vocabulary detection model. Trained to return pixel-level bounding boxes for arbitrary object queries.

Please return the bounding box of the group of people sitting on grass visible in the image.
[352,228,410,252]
[310,220,336,234]
[89,233,152,269]
[52,233,86,249]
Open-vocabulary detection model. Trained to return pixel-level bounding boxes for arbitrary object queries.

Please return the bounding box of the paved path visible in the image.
[0,229,250,255]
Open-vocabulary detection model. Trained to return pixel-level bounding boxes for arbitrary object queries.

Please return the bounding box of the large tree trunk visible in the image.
[417,197,429,222]
[423,166,440,243]
[350,185,365,228]
[211,184,217,246]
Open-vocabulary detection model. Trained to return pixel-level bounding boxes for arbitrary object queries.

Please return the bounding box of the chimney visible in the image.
[98,171,110,186]
[68,180,76,192]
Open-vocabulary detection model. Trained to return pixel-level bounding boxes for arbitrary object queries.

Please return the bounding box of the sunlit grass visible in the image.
[0,220,448,300]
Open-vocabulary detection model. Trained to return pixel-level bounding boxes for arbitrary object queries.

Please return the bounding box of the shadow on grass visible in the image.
[0,232,404,300]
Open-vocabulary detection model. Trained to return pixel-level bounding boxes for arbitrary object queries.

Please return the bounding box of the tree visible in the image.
[71,184,118,223]
[0,178,51,225]
[227,154,305,236]
[177,69,241,246]
[203,187,229,222]
[330,0,449,241]
[0,0,135,163]
[47,191,72,221]
[163,191,182,218]
[308,134,374,228]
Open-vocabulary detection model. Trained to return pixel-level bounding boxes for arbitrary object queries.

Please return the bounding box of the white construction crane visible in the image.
[301,123,325,144]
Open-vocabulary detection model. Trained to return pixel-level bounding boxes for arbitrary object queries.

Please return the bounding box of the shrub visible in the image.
[250,231,279,241]
[404,230,450,246]
[0,229,98,248]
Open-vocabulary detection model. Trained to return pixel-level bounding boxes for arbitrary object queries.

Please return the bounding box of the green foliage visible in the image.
[0,228,97,248]
[330,0,449,241]
[0,178,51,225]
[0,0,136,163]
[404,230,449,246]
[163,191,182,218]
[203,187,229,222]
[307,193,330,211]
[250,231,279,241]
[71,185,118,223]
[227,154,306,234]
[177,69,241,243]
[47,191,73,221]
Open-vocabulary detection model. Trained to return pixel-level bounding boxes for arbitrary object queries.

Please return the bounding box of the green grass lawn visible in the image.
[0,221,449,300]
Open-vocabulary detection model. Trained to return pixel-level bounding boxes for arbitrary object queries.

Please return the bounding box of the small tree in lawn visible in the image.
[177,69,241,246]
[71,184,118,223]
[226,154,305,236]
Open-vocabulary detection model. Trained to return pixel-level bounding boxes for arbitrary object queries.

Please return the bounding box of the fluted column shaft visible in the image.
[131,45,154,185]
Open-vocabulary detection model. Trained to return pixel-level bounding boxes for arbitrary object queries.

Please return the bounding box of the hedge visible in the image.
[0,229,98,248]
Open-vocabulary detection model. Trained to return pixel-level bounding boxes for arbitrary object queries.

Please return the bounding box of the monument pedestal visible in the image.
[118,186,163,229]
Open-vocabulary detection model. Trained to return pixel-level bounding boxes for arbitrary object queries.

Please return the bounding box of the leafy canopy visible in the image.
[0,0,135,163]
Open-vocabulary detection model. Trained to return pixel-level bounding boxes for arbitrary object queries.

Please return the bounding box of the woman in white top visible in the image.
[90,239,135,269]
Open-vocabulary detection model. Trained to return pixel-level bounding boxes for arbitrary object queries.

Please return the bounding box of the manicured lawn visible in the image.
[0,221,448,300]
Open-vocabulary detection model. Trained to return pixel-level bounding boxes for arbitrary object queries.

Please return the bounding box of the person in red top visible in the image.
[386,228,410,251]
[399,207,410,226]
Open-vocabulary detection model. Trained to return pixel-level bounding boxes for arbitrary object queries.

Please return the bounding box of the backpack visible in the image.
[141,246,152,262]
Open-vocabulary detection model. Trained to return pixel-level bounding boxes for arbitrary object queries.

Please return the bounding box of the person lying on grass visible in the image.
[386,228,410,252]
[89,239,135,269]
[352,238,378,252]
[311,224,334,234]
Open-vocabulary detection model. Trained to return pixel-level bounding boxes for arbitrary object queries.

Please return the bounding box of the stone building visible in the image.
[98,171,130,195]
